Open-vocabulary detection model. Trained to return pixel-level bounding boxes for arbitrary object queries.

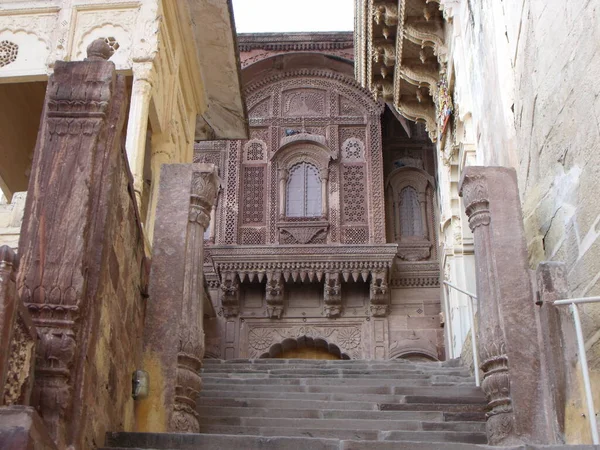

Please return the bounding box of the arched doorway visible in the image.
[259,335,351,360]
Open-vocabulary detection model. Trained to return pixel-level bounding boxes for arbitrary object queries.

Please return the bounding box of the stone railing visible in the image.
[0,245,36,407]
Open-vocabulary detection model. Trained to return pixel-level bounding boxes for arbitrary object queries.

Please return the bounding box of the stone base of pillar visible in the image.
[0,406,57,450]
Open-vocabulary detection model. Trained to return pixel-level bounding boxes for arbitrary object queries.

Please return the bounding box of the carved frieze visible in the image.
[247,324,363,359]
[278,221,329,244]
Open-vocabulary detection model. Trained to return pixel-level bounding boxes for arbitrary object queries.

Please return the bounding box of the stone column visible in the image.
[278,168,288,218]
[418,191,429,239]
[137,163,219,433]
[125,61,155,207]
[459,166,556,445]
[320,167,330,218]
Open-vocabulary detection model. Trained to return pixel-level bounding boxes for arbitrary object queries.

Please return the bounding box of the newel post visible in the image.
[137,163,219,433]
[459,166,557,445]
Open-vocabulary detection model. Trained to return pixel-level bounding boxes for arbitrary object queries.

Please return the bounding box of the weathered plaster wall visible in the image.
[445,0,600,442]
[81,160,146,448]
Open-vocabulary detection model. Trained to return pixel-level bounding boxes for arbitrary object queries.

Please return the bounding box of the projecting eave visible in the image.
[188,0,248,140]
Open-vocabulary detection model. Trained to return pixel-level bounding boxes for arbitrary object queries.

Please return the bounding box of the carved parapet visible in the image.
[15,45,127,448]
[220,272,240,318]
[323,272,342,318]
[265,271,284,319]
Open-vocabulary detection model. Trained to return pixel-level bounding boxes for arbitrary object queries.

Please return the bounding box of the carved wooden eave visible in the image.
[354,0,449,142]
[208,244,398,284]
[186,0,248,140]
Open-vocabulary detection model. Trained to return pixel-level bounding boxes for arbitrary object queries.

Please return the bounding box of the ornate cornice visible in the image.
[238,32,353,53]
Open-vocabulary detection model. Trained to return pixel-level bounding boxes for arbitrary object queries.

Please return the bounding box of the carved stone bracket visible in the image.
[323,272,342,318]
[396,241,432,261]
[369,269,390,317]
[220,271,240,318]
[265,271,284,319]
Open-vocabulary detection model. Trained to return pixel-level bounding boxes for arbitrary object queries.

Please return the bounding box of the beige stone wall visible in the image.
[80,147,146,448]
[444,0,600,442]
[0,193,25,250]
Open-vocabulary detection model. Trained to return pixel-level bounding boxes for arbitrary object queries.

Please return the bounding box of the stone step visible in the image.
[197,396,380,411]
[201,383,486,398]
[196,397,486,419]
[197,425,487,443]
[104,433,340,450]
[196,406,447,421]
[202,376,473,386]
[202,367,472,376]
[199,389,404,402]
[102,432,600,450]
[199,416,486,432]
[203,359,462,369]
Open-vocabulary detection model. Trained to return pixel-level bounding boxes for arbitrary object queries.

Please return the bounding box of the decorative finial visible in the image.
[86,38,112,61]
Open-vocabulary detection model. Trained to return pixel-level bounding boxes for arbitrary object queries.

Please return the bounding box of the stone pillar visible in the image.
[459,166,557,445]
[418,191,429,239]
[15,40,128,449]
[320,167,329,218]
[278,168,288,218]
[126,61,155,207]
[137,163,219,433]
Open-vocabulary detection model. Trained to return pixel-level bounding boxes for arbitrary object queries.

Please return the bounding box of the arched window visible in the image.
[286,162,322,217]
[399,186,423,237]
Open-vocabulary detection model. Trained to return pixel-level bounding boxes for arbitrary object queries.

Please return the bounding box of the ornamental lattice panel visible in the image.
[241,165,266,225]
[341,164,367,223]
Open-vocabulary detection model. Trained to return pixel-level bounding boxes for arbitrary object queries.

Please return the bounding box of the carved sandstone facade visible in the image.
[196,33,442,362]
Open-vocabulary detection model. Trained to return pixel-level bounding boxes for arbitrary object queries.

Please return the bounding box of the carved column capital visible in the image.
[369,269,390,317]
[459,170,490,232]
[220,272,240,318]
[189,165,220,230]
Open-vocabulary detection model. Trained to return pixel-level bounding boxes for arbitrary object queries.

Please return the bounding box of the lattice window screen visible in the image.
[341,138,365,162]
[241,166,266,224]
[341,165,367,223]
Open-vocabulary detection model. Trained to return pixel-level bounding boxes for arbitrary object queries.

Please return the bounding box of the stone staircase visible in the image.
[105,358,502,449]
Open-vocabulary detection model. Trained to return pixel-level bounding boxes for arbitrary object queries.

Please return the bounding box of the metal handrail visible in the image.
[443,281,480,387]
[554,297,600,444]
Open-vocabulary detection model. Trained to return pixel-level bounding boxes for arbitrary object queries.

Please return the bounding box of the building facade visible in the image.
[198,33,443,362]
